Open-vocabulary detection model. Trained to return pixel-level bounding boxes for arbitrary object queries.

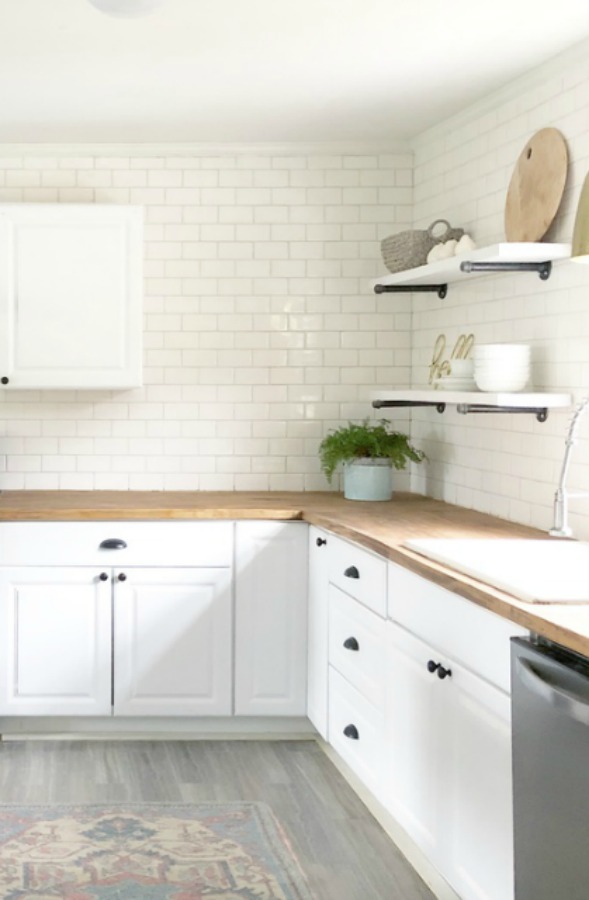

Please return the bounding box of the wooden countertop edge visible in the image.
[305,511,589,656]
[1,490,588,656]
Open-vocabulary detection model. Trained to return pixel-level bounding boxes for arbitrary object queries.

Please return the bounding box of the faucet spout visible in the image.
[550,396,589,538]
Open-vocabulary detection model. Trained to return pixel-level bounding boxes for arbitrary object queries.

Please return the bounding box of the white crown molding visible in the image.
[0,140,412,158]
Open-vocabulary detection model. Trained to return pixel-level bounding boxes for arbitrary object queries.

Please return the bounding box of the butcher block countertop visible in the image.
[1,489,588,657]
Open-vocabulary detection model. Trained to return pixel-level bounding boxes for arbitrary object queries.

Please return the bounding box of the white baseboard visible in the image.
[319,740,460,900]
[0,716,315,740]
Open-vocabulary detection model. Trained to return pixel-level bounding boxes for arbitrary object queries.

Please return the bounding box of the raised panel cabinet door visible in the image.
[0,203,142,389]
[307,526,330,738]
[113,567,232,716]
[385,622,447,865]
[0,567,112,716]
[443,661,514,900]
[235,522,308,716]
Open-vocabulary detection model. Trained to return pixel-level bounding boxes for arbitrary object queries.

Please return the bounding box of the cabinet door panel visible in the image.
[0,568,111,716]
[235,522,307,716]
[0,203,142,389]
[386,620,514,900]
[114,567,232,716]
[446,663,514,900]
[385,622,446,862]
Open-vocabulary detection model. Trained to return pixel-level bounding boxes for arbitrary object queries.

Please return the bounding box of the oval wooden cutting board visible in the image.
[504,128,568,242]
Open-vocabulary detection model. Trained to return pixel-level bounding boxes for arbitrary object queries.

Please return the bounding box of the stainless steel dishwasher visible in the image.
[511,635,589,900]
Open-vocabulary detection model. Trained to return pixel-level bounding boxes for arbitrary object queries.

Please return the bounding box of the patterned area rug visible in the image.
[0,802,313,899]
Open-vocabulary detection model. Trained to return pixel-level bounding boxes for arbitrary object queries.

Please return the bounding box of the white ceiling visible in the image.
[2,0,589,144]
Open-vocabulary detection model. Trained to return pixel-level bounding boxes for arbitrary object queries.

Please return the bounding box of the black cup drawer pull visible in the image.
[343,636,360,651]
[99,538,127,550]
[344,565,360,579]
[343,724,359,740]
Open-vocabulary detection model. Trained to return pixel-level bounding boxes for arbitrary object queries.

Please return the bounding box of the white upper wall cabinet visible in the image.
[0,204,143,389]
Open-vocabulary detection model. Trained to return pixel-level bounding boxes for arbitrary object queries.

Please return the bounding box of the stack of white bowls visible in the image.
[473,344,531,392]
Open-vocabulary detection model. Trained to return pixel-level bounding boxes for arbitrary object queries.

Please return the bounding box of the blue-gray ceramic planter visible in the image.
[343,458,392,501]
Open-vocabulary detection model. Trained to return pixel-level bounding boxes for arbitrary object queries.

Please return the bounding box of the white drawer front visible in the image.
[328,666,385,794]
[329,537,387,616]
[329,585,386,708]
[0,522,234,568]
[388,561,527,693]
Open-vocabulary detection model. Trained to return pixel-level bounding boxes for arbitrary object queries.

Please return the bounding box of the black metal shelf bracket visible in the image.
[459,260,552,281]
[374,283,448,299]
[456,404,549,423]
[372,399,446,414]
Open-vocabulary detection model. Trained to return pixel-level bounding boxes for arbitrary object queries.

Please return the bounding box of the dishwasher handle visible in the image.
[516,656,589,727]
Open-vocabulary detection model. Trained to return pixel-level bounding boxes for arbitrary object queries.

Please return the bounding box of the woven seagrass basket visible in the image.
[381,219,465,273]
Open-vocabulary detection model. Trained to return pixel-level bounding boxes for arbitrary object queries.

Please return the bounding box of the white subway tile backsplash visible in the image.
[409,38,589,537]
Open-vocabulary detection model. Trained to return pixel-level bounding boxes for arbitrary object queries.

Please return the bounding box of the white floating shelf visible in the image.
[372,242,571,291]
[371,389,572,407]
[370,389,572,422]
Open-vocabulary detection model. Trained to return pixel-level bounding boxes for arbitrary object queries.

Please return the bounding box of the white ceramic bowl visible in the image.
[473,343,531,360]
[473,363,530,375]
[474,371,529,392]
[448,359,474,377]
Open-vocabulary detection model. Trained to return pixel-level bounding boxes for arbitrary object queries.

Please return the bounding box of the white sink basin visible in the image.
[404,538,589,604]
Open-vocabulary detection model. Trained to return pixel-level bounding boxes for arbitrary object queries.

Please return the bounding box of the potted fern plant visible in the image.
[318,418,425,501]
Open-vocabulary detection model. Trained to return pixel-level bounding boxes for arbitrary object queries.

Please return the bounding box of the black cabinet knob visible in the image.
[427,659,440,674]
[316,537,327,547]
[343,636,360,651]
[117,572,127,582]
[437,665,452,680]
[343,724,359,740]
[99,572,109,581]
[1,377,8,385]
[99,538,127,550]
[344,565,360,579]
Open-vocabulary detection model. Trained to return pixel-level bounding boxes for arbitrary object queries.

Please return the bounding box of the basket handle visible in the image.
[427,219,451,242]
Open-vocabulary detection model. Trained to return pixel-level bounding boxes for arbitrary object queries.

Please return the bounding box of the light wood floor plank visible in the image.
[0,739,436,899]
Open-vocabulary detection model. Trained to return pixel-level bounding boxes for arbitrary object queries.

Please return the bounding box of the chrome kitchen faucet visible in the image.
[550,396,589,537]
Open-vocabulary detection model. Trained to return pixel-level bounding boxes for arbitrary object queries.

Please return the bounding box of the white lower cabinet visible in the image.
[0,567,112,716]
[0,565,232,718]
[386,561,526,900]
[0,520,309,722]
[114,567,232,716]
[386,623,514,900]
[234,521,308,716]
[325,534,388,796]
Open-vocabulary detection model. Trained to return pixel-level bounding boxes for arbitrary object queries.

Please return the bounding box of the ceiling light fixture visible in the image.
[86,0,166,17]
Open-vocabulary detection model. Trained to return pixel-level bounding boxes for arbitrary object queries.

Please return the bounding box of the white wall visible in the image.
[0,148,412,492]
[3,38,589,535]
[410,39,589,539]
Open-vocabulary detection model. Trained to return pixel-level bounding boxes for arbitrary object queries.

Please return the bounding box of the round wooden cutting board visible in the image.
[504,128,568,241]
